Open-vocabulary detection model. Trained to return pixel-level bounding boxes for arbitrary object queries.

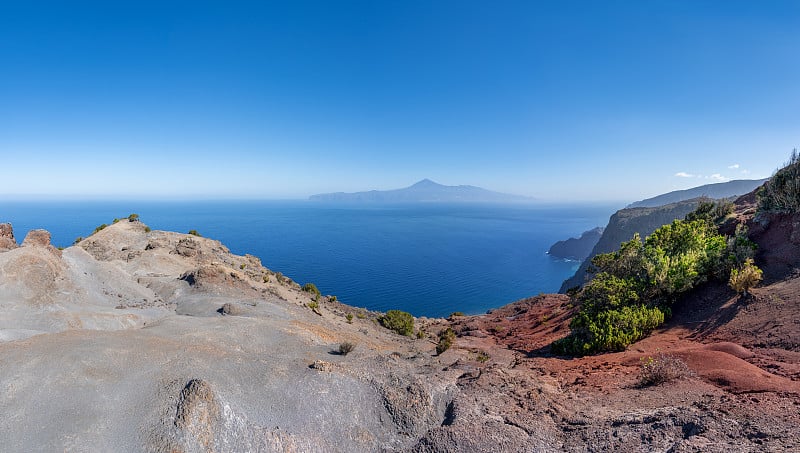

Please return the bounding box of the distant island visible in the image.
[309,179,534,203]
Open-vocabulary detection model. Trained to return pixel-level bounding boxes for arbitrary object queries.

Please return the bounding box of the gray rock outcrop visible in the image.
[0,223,16,251]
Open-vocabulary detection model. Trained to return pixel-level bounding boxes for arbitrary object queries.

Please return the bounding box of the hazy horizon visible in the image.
[1,2,798,201]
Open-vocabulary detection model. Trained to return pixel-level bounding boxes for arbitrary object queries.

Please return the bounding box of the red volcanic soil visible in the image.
[442,209,800,450]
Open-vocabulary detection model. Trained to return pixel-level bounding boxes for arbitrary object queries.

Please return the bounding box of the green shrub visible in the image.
[338,342,356,356]
[554,305,665,355]
[112,218,119,224]
[240,264,246,270]
[556,216,736,356]
[128,213,139,222]
[345,313,354,324]
[93,224,107,234]
[379,310,414,336]
[308,301,319,310]
[73,236,83,245]
[144,226,151,233]
[436,328,455,354]
[356,312,366,319]
[449,312,465,318]
[757,149,800,214]
[729,258,763,296]
[329,295,337,302]
[302,282,321,296]
[263,274,270,283]
[685,199,734,225]
[188,229,201,237]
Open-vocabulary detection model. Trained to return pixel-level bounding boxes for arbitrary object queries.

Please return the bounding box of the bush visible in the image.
[638,353,691,387]
[338,342,356,356]
[302,282,321,296]
[73,236,83,245]
[188,230,201,237]
[449,312,465,318]
[553,305,665,355]
[128,213,139,222]
[345,313,354,324]
[93,224,107,234]
[144,226,151,233]
[475,350,490,363]
[757,149,800,214]
[436,328,455,354]
[556,217,731,356]
[685,199,734,225]
[729,258,763,296]
[379,310,414,336]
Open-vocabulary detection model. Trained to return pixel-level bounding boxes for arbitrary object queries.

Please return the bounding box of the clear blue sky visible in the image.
[1,1,798,201]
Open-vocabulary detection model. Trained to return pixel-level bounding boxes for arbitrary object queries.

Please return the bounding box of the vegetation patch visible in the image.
[757,149,800,214]
[553,202,757,356]
[729,258,763,296]
[302,282,321,297]
[188,230,201,237]
[379,310,414,336]
[436,328,456,354]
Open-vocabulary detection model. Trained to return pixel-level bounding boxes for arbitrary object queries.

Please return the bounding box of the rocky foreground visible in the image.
[0,213,798,452]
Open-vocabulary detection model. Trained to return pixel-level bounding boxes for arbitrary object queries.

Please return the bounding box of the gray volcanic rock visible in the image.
[310,179,533,203]
[0,223,16,251]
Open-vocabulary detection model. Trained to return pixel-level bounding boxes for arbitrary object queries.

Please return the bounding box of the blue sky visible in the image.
[1,1,798,201]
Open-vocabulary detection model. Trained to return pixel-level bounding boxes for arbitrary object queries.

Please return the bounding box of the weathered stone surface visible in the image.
[0,223,16,251]
[22,229,52,247]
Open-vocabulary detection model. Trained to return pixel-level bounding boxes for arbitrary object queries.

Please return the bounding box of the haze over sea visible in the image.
[1,201,618,318]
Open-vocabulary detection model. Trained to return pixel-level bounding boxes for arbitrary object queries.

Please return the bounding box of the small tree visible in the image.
[729,258,763,296]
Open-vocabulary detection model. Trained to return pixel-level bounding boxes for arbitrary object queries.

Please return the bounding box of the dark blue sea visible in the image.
[0,201,617,318]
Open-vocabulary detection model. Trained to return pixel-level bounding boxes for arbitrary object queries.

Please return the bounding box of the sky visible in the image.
[1,1,799,202]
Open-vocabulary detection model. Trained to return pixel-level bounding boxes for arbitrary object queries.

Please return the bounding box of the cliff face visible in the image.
[548,227,604,261]
[559,199,702,292]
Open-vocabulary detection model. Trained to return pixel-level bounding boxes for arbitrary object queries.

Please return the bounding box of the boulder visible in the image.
[0,223,17,251]
[22,229,52,247]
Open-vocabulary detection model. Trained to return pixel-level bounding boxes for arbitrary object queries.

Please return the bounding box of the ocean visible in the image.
[0,201,618,318]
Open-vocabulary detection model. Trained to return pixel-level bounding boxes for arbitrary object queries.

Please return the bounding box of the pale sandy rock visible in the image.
[0,223,16,251]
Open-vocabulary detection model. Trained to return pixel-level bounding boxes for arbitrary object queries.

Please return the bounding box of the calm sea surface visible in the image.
[0,201,618,317]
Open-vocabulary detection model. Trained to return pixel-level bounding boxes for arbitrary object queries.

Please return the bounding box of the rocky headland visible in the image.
[1,185,799,451]
[548,227,604,261]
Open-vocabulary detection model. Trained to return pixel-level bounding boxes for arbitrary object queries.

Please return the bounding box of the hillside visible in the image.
[559,199,703,292]
[627,178,766,208]
[309,179,533,203]
[1,182,799,451]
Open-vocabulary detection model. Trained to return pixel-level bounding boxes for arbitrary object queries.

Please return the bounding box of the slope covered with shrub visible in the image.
[553,201,757,355]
